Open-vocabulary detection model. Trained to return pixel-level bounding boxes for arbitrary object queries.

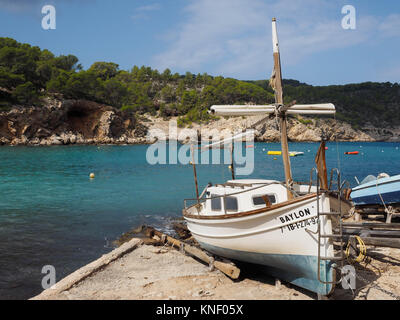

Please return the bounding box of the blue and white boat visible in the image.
[351,173,400,207]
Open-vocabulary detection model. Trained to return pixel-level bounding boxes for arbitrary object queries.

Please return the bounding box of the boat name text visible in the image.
[279,208,312,224]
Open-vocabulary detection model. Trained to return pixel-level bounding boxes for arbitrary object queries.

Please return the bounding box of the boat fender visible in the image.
[377,173,390,179]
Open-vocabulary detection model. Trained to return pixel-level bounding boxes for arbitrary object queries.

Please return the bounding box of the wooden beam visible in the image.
[145,227,241,279]
[230,143,235,180]
[342,222,400,230]
[191,145,200,204]
[342,236,400,249]
[279,115,293,200]
[272,18,293,200]
[338,228,400,238]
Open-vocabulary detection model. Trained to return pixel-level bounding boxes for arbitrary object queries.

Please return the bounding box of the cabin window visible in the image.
[252,194,276,206]
[210,194,222,211]
[224,196,238,212]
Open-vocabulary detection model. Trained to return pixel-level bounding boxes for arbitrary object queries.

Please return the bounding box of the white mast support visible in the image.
[210,103,336,116]
[210,105,276,116]
[272,17,279,54]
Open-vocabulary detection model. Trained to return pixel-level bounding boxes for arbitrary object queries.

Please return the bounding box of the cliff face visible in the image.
[258,118,376,142]
[0,100,398,145]
[143,114,396,144]
[0,99,148,145]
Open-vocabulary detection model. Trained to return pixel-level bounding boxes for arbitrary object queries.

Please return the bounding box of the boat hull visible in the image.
[351,175,400,207]
[184,194,336,295]
[198,242,333,295]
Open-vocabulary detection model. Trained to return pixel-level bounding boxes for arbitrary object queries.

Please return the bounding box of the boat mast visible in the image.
[272,18,293,199]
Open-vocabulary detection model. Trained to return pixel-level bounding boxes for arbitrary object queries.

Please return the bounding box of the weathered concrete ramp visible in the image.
[30,238,311,300]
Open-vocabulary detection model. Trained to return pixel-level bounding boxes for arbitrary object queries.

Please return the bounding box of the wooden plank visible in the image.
[338,228,400,238]
[342,222,400,230]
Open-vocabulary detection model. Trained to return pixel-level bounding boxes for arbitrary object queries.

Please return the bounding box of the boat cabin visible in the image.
[183,179,319,217]
[183,179,287,216]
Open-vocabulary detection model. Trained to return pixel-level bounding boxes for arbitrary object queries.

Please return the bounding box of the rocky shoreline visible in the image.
[1,99,399,146]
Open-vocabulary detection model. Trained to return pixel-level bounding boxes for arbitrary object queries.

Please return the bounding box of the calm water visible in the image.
[1,142,400,299]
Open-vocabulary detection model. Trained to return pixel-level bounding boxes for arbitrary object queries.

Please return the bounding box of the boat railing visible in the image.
[183,181,299,211]
[308,167,346,287]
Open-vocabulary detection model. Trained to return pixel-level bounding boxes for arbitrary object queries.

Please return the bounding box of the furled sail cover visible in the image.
[210,103,336,116]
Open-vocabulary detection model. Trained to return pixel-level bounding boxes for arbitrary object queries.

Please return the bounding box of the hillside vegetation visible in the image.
[1,37,399,129]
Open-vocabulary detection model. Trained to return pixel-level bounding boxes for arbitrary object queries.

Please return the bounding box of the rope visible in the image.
[345,235,367,264]
[375,177,397,221]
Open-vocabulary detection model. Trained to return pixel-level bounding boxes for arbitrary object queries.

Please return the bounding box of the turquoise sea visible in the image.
[1,142,400,299]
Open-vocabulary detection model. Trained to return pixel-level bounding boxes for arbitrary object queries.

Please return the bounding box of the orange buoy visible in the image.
[344,151,359,155]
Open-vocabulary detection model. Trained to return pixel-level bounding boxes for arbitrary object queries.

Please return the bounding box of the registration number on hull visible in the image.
[278,206,318,233]
[280,217,318,233]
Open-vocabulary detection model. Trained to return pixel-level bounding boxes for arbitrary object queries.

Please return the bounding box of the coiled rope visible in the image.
[345,235,367,264]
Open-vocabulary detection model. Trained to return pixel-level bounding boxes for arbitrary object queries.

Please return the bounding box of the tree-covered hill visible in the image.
[0,37,274,127]
[1,37,399,129]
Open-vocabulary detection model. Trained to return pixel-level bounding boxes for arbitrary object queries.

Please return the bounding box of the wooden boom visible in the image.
[210,103,335,116]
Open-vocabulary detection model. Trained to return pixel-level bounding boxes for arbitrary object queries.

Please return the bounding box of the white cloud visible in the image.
[131,2,161,22]
[153,0,268,76]
[153,0,399,79]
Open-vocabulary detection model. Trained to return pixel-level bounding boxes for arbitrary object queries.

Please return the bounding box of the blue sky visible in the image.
[0,0,399,85]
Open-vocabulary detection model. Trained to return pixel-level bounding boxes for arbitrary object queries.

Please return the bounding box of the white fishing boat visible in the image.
[182,18,349,297]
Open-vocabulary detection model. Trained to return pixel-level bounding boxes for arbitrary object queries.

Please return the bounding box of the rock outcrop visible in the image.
[0,99,148,145]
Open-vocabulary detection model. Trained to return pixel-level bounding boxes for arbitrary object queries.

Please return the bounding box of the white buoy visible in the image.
[90,173,95,179]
